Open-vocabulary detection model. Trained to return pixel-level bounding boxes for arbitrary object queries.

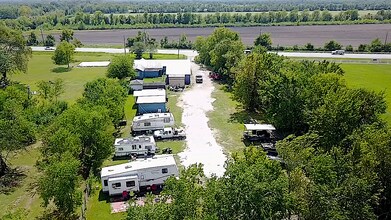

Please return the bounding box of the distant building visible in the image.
[134,59,191,87]
[136,95,167,114]
[129,79,143,92]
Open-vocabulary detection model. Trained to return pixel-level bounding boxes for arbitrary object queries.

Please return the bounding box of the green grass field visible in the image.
[342,64,391,123]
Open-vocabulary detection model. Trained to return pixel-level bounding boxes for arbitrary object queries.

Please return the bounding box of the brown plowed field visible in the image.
[58,24,391,47]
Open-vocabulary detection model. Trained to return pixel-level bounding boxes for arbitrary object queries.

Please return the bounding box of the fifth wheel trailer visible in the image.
[101,155,179,196]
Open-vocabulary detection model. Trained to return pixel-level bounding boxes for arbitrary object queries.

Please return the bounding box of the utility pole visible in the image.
[40,29,45,45]
[385,31,389,45]
[123,35,126,55]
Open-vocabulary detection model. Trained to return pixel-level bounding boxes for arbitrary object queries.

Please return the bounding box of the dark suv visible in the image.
[196,75,203,83]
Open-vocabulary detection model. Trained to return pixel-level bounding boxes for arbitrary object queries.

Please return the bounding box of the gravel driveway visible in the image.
[178,62,227,177]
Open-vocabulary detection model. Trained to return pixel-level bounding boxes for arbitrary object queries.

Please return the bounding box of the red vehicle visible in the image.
[208,72,221,80]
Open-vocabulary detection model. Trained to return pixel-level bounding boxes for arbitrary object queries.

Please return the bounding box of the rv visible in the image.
[243,124,276,142]
[131,113,175,135]
[101,155,179,196]
[114,136,157,157]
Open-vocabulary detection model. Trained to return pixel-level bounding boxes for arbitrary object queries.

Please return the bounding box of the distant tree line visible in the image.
[1,0,391,19]
[1,7,391,31]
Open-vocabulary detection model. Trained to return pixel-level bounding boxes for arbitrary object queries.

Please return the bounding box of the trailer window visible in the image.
[126,181,136,187]
[144,122,151,126]
[162,168,168,174]
[112,183,121,188]
[164,118,170,123]
[104,180,108,186]
[118,147,123,151]
[132,145,136,150]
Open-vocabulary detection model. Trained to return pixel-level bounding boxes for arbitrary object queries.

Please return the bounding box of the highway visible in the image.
[31,47,391,59]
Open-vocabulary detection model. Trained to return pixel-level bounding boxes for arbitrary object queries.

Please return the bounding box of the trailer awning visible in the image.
[244,124,276,131]
[109,175,138,182]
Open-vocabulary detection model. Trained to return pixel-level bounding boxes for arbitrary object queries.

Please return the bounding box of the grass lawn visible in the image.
[342,63,391,124]
[0,144,44,219]
[207,84,246,154]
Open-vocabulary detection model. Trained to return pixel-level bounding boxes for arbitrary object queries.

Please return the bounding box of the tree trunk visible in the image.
[149,52,153,59]
[67,62,70,70]
[0,155,9,177]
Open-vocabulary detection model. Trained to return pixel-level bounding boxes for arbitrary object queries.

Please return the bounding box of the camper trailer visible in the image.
[243,124,276,142]
[114,136,157,157]
[101,155,179,196]
[131,113,175,135]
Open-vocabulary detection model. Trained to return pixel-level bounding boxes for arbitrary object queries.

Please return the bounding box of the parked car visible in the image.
[195,75,203,83]
[153,127,186,140]
[331,50,345,55]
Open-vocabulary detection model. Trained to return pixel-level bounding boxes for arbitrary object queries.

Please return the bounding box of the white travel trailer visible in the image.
[131,113,175,135]
[101,155,179,196]
[114,136,157,157]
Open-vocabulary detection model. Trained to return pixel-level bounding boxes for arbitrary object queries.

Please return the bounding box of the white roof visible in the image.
[114,136,155,146]
[133,113,173,122]
[134,59,191,76]
[244,124,276,131]
[136,96,166,104]
[78,61,110,67]
[133,89,166,97]
[101,155,176,177]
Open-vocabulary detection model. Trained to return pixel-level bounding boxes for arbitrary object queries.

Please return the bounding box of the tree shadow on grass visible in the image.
[0,167,27,195]
[229,107,267,124]
[36,209,79,220]
[51,67,71,73]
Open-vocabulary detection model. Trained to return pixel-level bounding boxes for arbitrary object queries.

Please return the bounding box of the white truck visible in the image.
[153,127,186,140]
[131,113,175,135]
[114,136,157,157]
[101,155,179,196]
[331,50,345,55]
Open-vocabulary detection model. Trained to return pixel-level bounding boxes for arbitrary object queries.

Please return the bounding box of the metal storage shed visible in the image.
[129,79,143,92]
[136,96,167,114]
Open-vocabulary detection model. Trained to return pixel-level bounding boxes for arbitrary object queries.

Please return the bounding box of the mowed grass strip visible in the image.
[208,84,246,154]
[342,64,391,123]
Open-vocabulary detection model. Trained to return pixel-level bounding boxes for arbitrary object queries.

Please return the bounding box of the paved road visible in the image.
[31,47,391,59]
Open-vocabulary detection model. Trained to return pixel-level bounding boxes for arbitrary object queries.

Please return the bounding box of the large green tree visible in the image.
[195,27,244,82]
[254,33,272,49]
[59,29,74,43]
[0,85,35,176]
[78,78,127,128]
[52,41,75,69]
[38,152,81,217]
[106,55,135,80]
[41,105,114,178]
[0,26,31,86]
[233,51,284,111]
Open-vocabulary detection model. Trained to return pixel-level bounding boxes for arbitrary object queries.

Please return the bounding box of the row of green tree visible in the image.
[1,1,391,19]
[125,27,391,219]
[3,9,391,31]
[254,33,391,52]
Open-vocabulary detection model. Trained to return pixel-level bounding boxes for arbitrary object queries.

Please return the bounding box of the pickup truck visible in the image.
[153,127,186,140]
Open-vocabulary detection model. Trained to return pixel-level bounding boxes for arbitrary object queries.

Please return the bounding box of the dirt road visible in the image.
[178,62,226,177]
